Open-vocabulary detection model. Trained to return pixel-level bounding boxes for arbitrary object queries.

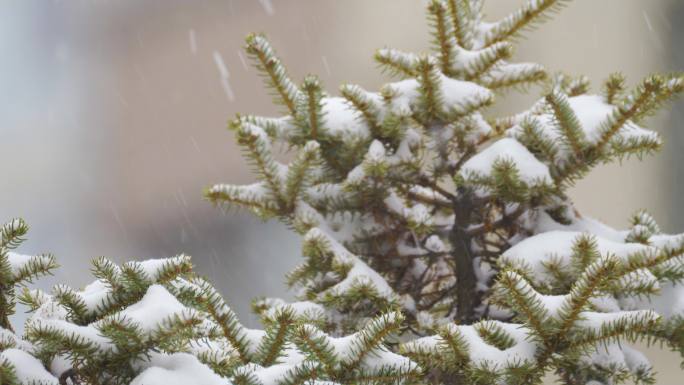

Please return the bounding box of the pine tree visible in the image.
[0,219,416,385]
[206,0,684,383]
[1,1,683,384]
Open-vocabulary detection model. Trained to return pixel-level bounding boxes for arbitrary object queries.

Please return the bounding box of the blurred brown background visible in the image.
[1,0,682,383]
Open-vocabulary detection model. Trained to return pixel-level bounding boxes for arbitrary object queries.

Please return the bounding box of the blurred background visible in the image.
[0,0,682,382]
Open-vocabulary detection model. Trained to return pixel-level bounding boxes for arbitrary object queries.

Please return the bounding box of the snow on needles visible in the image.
[561,95,657,143]
[322,97,371,140]
[111,284,193,333]
[1,349,59,385]
[403,321,537,371]
[131,352,228,385]
[385,74,493,115]
[304,228,396,300]
[510,94,661,160]
[500,230,653,286]
[460,137,552,185]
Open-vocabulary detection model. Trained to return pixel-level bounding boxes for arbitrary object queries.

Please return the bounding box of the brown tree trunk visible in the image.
[0,287,14,332]
[451,190,478,324]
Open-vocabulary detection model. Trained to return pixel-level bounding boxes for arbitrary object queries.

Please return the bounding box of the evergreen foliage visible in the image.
[1,0,683,384]
[206,0,683,383]
[0,220,415,385]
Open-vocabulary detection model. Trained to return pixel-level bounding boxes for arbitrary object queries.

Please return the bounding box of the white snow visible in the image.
[305,228,396,300]
[29,318,112,350]
[513,94,661,159]
[0,349,58,385]
[366,139,386,160]
[425,235,446,253]
[385,74,493,115]
[0,327,32,351]
[384,190,433,228]
[620,282,684,319]
[649,233,684,250]
[460,137,552,185]
[297,320,416,375]
[260,298,326,321]
[208,182,276,210]
[6,252,32,275]
[321,97,370,139]
[327,262,394,299]
[539,294,567,318]
[258,0,274,15]
[531,211,627,243]
[575,310,658,332]
[483,62,545,86]
[133,255,191,281]
[588,295,622,313]
[78,279,112,312]
[213,50,229,79]
[109,284,193,333]
[383,190,406,215]
[621,344,652,373]
[459,322,537,368]
[131,352,230,385]
[188,29,197,55]
[403,321,537,371]
[440,75,493,113]
[583,343,635,374]
[565,95,624,142]
[50,355,73,380]
[213,50,235,101]
[501,231,653,286]
[5,252,53,278]
[253,362,299,384]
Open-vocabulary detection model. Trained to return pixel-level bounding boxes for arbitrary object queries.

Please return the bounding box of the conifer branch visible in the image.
[464,42,512,81]
[340,84,381,134]
[205,183,279,218]
[10,253,57,285]
[91,256,122,290]
[566,75,590,97]
[447,0,473,49]
[474,321,515,350]
[284,141,320,210]
[427,0,456,76]
[0,219,28,250]
[245,34,301,115]
[485,0,570,46]
[545,90,586,159]
[514,117,558,164]
[593,75,680,155]
[190,278,252,364]
[569,310,660,349]
[438,324,470,365]
[297,75,326,141]
[235,122,286,208]
[293,324,339,375]
[602,72,627,105]
[415,57,445,123]
[492,271,550,340]
[556,256,618,336]
[279,361,320,385]
[374,48,417,78]
[53,285,92,325]
[481,62,547,90]
[343,312,404,370]
[256,307,295,366]
[0,359,19,385]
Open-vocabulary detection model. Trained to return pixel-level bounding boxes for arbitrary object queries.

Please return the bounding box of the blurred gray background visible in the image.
[0,0,682,383]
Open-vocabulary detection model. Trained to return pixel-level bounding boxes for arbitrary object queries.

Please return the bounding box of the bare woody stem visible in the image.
[450,188,479,324]
[0,286,13,332]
